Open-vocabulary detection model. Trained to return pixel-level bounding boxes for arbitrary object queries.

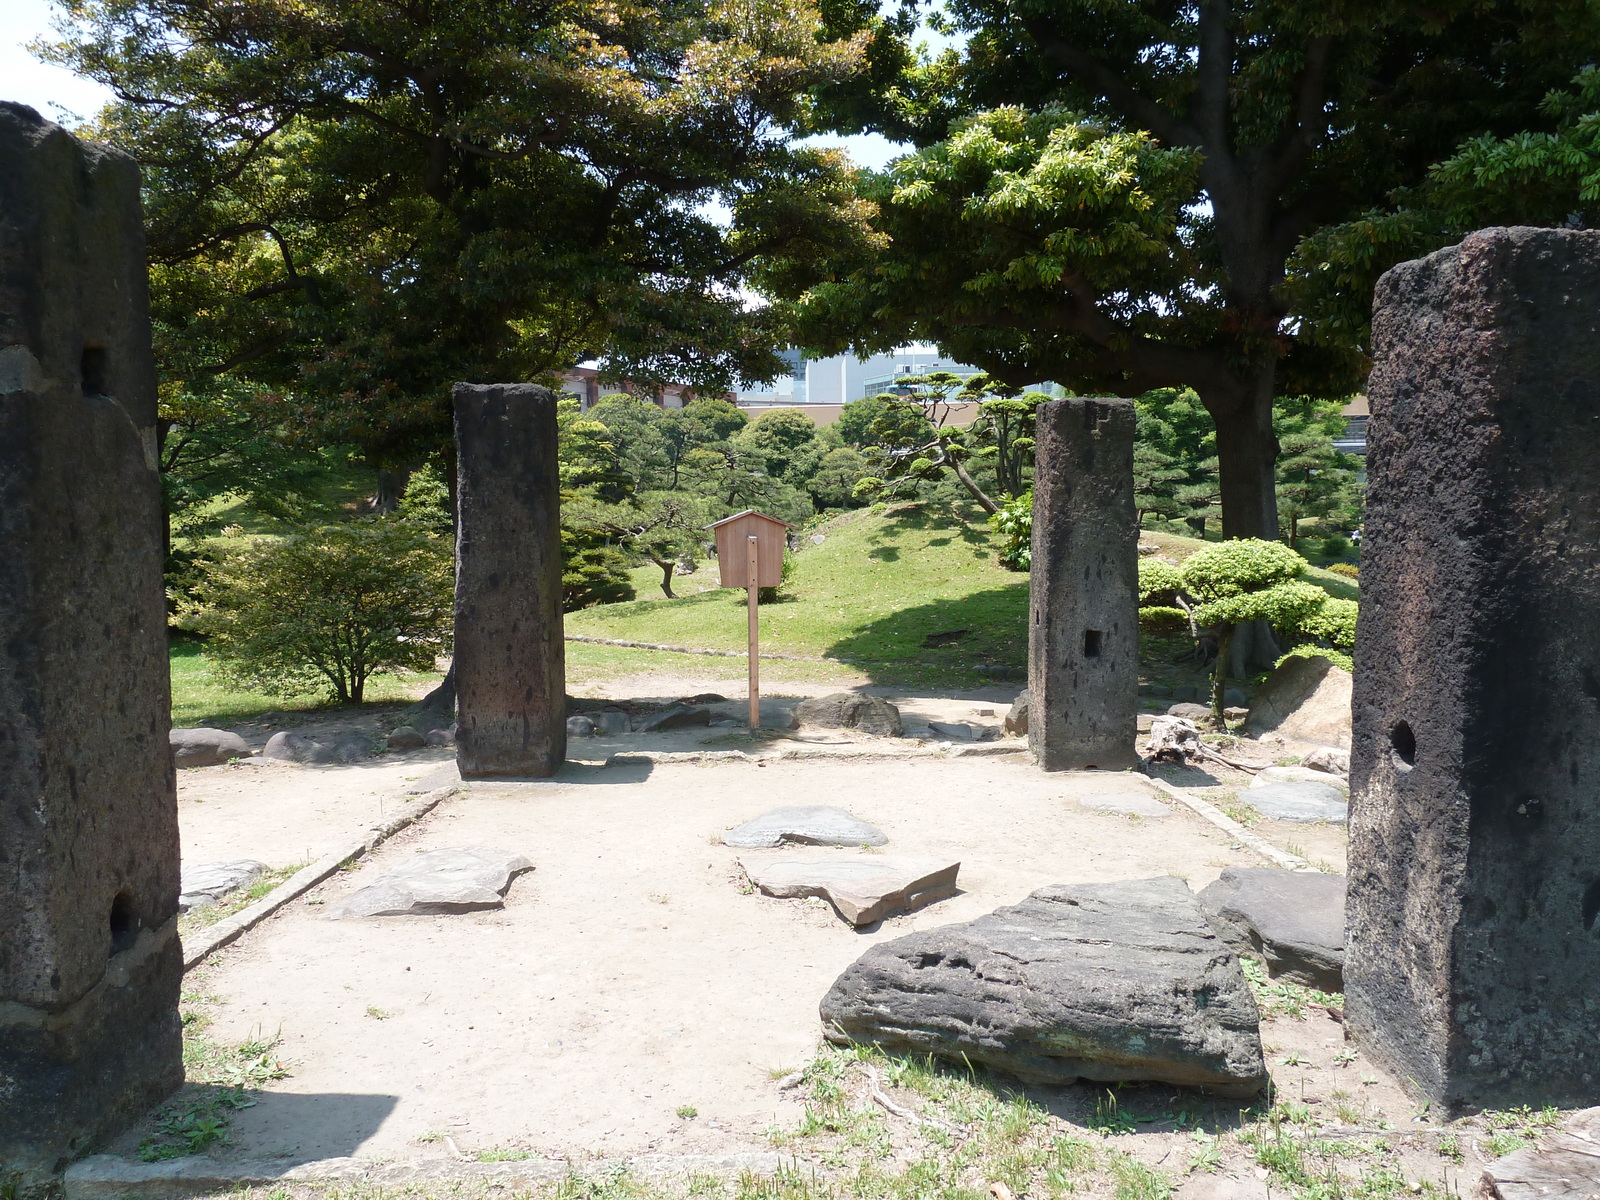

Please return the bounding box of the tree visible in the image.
[734,408,827,487]
[565,491,711,599]
[766,1,1600,538]
[1132,444,1185,527]
[808,445,870,508]
[49,0,872,506]
[182,519,453,703]
[1272,398,1362,548]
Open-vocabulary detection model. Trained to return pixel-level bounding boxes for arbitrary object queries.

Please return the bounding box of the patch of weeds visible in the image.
[1279,1052,1310,1067]
[1481,1105,1561,1158]
[144,1005,291,1162]
[1087,1091,1137,1136]
[1187,1134,1223,1174]
[365,1006,390,1019]
[677,1105,699,1120]
[1333,1048,1359,1066]
[1214,795,1263,828]
[138,1091,256,1161]
[475,1147,535,1161]
[1107,1152,1171,1200]
[1437,1133,1463,1163]
[1241,958,1342,1020]
[1276,756,1304,766]
[178,862,308,935]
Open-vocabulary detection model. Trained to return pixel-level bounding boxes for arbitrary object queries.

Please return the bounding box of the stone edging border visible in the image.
[64,1150,796,1200]
[180,785,461,971]
[1143,776,1314,872]
[601,742,1028,768]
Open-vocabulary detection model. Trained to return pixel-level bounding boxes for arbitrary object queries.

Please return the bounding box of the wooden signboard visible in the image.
[705,510,792,728]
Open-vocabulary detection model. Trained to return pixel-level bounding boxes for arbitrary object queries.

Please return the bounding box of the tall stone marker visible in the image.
[1348,226,1600,1113]
[0,104,182,1186]
[1028,396,1139,771]
[453,383,566,778]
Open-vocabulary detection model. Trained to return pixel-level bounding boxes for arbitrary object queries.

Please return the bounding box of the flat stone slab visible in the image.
[170,727,252,768]
[820,876,1268,1096]
[740,856,959,925]
[1482,1107,1600,1200]
[326,847,532,919]
[179,860,267,912]
[1078,792,1169,818]
[926,720,975,742]
[1197,867,1346,991]
[794,693,902,737]
[722,806,887,848]
[1251,766,1349,795]
[1243,781,1348,823]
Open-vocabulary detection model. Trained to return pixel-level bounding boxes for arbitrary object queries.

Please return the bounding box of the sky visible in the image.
[2,0,914,171]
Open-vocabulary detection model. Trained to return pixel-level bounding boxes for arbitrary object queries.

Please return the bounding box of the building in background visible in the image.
[559,365,735,412]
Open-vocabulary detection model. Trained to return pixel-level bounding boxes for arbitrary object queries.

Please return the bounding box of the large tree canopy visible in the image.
[762,0,1600,538]
[47,0,871,471]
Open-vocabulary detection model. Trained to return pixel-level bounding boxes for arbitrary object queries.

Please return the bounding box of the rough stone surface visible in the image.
[1243,782,1347,824]
[1241,655,1351,749]
[739,856,960,926]
[170,727,251,768]
[1168,702,1213,721]
[262,731,373,765]
[723,806,887,849]
[634,705,711,733]
[326,847,532,919]
[1252,766,1349,795]
[594,710,630,736]
[926,720,974,742]
[567,715,596,738]
[820,877,1267,1095]
[1078,792,1169,818]
[793,693,902,737]
[178,861,268,913]
[1003,694,1029,736]
[453,383,565,778]
[1348,227,1600,1112]
[424,726,456,747]
[1197,868,1346,991]
[386,726,425,751]
[1300,747,1349,776]
[1481,1107,1600,1200]
[0,103,183,1185]
[1224,688,1249,709]
[1028,397,1140,770]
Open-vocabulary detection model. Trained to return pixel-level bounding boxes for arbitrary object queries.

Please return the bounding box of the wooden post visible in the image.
[747,534,760,729]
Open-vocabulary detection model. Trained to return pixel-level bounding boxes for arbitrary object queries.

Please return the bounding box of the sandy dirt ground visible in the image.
[151,665,1359,1175]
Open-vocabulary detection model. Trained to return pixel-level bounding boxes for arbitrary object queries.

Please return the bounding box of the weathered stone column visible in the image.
[453,383,566,778]
[0,104,182,1187]
[1348,226,1600,1113]
[1028,397,1139,771]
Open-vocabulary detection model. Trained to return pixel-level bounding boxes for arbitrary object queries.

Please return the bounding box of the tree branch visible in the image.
[1019,19,1199,148]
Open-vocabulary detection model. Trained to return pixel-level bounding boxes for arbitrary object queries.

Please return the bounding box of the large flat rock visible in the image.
[722,806,887,848]
[1244,781,1348,823]
[1197,868,1346,991]
[793,694,902,737]
[1240,655,1351,749]
[1482,1107,1600,1200]
[819,876,1268,1096]
[327,847,532,919]
[179,860,267,912]
[740,856,959,926]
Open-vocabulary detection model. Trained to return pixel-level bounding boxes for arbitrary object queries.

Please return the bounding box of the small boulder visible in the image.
[179,860,268,912]
[262,730,373,765]
[676,692,728,705]
[820,877,1268,1096]
[793,693,902,738]
[1301,746,1350,776]
[1241,655,1352,749]
[326,847,532,919]
[1223,706,1250,722]
[1252,766,1349,795]
[593,709,630,735]
[723,805,887,848]
[1245,781,1348,823]
[1197,868,1346,991]
[567,715,596,738]
[424,725,456,747]
[386,725,426,751]
[1003,694,1030,736]
[740,856,960,926]
[1168,702,1212,721]
[634,705,712,733]
[926,720,974,742]
[170,727,252,769]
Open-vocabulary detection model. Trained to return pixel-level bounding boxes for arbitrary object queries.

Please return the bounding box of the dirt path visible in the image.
[151,753,1294,1166]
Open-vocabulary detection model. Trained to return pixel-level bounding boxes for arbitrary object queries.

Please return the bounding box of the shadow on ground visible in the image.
[826,586,1028,685]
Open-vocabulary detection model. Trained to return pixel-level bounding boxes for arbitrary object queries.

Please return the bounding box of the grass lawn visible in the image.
[169,638,442,728]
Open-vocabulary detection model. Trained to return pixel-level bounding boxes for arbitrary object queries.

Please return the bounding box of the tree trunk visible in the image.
[1201,367,1280,541]
[369,465,415,514]
[1211,624,1235,723]
[950,456,1000,514]
[651,556,676,599]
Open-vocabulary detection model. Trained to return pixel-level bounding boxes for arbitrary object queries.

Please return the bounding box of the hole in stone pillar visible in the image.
[81,346,109,396]
[1584,880,1600,933]
[1389,720,1416,772]
[1083,629,1103,658]
[109,891,138,955]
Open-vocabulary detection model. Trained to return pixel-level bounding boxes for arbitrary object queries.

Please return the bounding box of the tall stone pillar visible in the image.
[1348,226,1600,1112]
[0,104,182,1186]
[1028,396,1139,771]
[453,383,566,778]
